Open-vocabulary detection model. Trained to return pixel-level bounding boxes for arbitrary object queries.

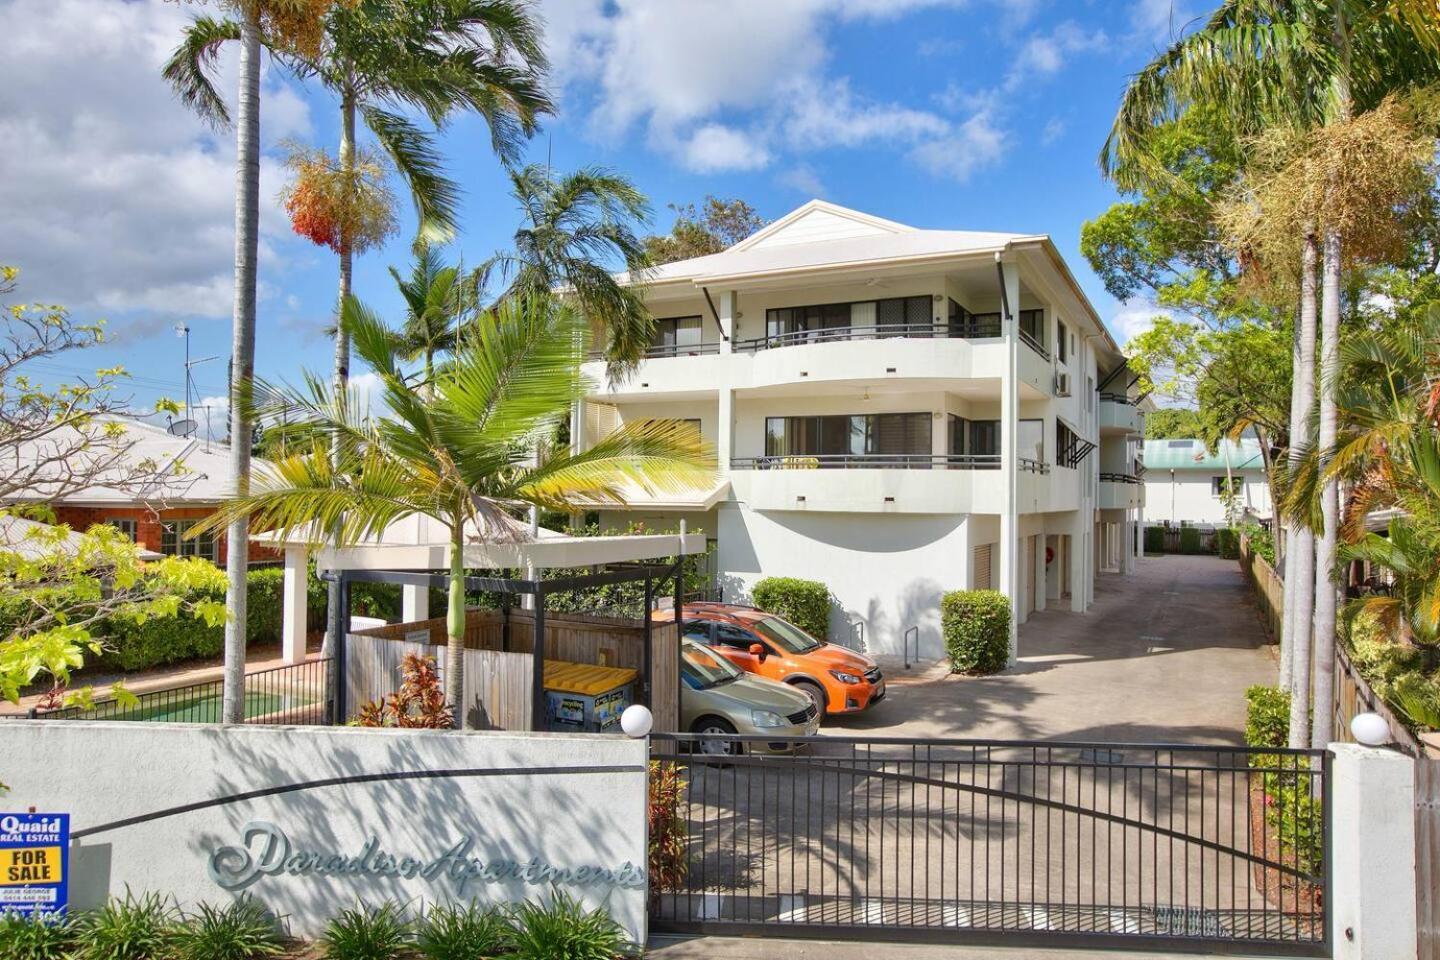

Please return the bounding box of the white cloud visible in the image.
[1109,303,1175,344]
[776,164,827,198]
[1006,21,1109,91]
[679,124,770,173]
[780,78,949,150]
[910,112,1008,183]
[1041,117,1067,145]
[0,0,309,330]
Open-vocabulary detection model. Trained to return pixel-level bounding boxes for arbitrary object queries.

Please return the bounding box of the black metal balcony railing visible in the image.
[1099,390,1137,405]
[1099,471,1144,484]
[1018,326,1049,361]
[731,454,1049,474]
[733,321,999,353]
[589,341,722,361]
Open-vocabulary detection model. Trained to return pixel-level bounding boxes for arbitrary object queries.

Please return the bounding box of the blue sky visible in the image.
[0,0,1195,428]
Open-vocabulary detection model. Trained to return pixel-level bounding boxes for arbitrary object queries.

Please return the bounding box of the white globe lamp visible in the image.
[620,704,653,739]
[1350,711,1390,747]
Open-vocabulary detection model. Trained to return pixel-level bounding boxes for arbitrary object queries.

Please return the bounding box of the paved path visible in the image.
[648,933,1280,959]
[825,555,1277,744]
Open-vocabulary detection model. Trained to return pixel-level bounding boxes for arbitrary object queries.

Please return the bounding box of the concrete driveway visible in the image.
[825,554,1277,744]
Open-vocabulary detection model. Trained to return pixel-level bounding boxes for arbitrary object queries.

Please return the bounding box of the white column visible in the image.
[1121,511,1136,575]
[1069,516,1087,613]
[1034,532,1047,612]
[998,256,1021,665]
[1330,742,1417,960]
[1137,499,1146,559]
[718,387,735,477]
[402,583,430,623]
[718,289,736,354]
[281,545,308,664]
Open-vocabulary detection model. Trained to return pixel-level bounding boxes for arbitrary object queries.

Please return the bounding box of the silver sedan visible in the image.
[680,639,819,755]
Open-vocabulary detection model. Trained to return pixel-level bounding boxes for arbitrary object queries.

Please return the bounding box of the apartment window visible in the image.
[1212,476,1244,496]
[107,518,137,541]
[1055,420,1091,469]
[650,316,705,356]
[1057,319,1069,364]
[766,295,932,341]
[161,518,216,561]
[967,419,1000,457]
[973,544,993,590]
[1019,308,1045,349]
[764,413,932,459]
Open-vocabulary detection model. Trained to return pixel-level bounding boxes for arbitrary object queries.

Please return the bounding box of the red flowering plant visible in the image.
[281,144,397,255]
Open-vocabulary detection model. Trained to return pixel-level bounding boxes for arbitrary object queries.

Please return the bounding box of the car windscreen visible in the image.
[753,616,823,654]
[681,641,742,689]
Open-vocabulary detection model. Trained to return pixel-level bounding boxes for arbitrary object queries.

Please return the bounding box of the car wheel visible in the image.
[794,681,827,718]
[693,716,741,756]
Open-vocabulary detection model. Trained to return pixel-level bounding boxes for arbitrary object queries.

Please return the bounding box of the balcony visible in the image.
[1099,392,1143,435]
[733,321,997,353]
[728,454,1050,515]
[1099,472,1144,510]
[589,341,722,361]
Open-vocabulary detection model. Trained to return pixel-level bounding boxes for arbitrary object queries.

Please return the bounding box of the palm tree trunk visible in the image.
[324,85,357,659]
[1311,224,1343,749]
[1309,0,1353,750]
[1287,228,1319,748]
[1280,230,1318,695]
[221,13,261,726]
[446,521,466,728]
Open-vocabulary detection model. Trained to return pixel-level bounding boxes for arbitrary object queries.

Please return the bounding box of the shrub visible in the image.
[353,654,452,728]
[173,898,286,960]
[1391,674,1440,731]
[415,903,511,960]
[91,586,226,673]
[1244,685,1290,749]
[0,911,77,960]
[245,567,287,646]
[1143,526,1166,554]
[941,590,1010,675]
[648,761,688,900]
[1240,522,1275,565]
[1215,527,1240,560]
[72,891,179,960]
[319,902,412,960]
[751,577,831,642]
[1178,526,1203,554]
[507,892,632,960]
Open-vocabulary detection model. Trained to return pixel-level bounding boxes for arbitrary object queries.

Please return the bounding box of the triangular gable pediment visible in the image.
[730,200,913,252]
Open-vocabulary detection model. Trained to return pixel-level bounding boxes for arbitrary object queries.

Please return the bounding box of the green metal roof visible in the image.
[1142,438,1265,471]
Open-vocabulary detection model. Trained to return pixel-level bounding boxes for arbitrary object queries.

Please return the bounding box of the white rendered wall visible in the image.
[1,722,648,942]
[717,503,971,659]
[1145,469,1272,525]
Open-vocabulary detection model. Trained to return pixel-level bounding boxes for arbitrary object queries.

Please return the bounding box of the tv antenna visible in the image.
[174,323,219,434]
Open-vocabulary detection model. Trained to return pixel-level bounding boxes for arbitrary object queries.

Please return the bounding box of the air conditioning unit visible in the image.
[1054,371,1072,396]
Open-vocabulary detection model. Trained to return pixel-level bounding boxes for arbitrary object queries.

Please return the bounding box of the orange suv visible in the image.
[656,602,885,716]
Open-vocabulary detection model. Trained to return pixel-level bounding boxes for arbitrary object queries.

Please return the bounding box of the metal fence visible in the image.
[29,658,332,725]
[650,735,1329,956]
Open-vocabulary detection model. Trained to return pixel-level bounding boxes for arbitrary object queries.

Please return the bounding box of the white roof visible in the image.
[630,199,1035,286]
[253,511,704,573]
[9,417,250,506]
[0,515,164,561]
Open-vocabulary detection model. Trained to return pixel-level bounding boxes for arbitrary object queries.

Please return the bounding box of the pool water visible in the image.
[111,691,312,723]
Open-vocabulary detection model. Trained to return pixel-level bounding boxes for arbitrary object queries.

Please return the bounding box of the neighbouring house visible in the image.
[572,200,1146,660]
[11,417,275,565]
[1142,437,1271,527]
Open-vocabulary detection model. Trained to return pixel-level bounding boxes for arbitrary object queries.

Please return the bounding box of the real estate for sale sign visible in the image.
[0,813,69,918]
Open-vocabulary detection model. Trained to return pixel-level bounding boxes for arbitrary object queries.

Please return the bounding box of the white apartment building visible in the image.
[1143,437,1272,526]
[575,201,1144,661]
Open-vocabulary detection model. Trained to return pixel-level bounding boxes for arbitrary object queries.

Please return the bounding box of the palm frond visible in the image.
[163,16,241,128]
[362,106,460,245]
[511,418,716,509]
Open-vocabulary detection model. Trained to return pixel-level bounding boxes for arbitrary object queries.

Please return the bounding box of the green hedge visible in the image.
[1215,527,1240,559]
[1143,526,1166,554]
[1244,685,1290,748]
[941,589,1010,675]
[1179,526,1203,554]
[751,577,832,641]
[94,590,226,673]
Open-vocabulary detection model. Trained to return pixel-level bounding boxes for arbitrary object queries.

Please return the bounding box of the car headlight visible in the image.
[829,669,861,684]
[751,709,786,728]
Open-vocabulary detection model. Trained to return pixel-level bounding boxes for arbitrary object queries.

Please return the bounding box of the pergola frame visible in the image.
[323,559,687,730]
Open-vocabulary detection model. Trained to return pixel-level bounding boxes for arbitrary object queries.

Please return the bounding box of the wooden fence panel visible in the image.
[462,647,533,731]
[1419,760,1440,960]
[650,621,679,733]
[1238,536,1285,639]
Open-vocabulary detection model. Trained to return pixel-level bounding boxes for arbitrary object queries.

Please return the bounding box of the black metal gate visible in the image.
[650,735,1329,956]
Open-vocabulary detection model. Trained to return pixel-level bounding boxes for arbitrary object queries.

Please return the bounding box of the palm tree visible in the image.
[388,244,472,388]
[483,164,655,377]
[196,295,715,725]
[1103,0,1440,747]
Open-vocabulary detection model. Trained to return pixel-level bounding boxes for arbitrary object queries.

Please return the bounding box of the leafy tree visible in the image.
[0,269,227,730]
[483,165,655,376]
[198,295,715,722]
[388,244,475,388]
[644,197,768,264]
[1144,407,1203,439]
